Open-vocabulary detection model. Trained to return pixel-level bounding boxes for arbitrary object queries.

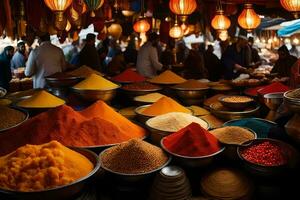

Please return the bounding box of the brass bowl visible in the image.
[160,138,225,168]
[209,103,261,121]
[171,87,209,105]
[0,148,101,200]
[219,95,255,110]
[264,92,284,110]
[0,107,29,133]
[72,85,120,102]
[284,90,300,114]
[45,76,84,88]
[120,87,163,100]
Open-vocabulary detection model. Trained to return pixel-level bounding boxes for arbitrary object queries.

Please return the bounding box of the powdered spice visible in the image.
[148,70,186,84]
[257,82,289,96]
[162,123,221,157]
[174,79,209,89]
[112,68,146,82]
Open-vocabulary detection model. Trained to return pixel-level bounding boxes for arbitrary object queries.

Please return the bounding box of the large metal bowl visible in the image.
[219,95,255,110]
[0,107,29,133]
[99,149,171,182]
[120,87,163,100]
[237,138,299,178]
[209,103,261,121]
[0,148,101,200]
[72,85,120,102]
[45,76,84,88]
[161,139,225,168]
[284,90,300,114]
[171,87,209,106]
[264,92,284,110]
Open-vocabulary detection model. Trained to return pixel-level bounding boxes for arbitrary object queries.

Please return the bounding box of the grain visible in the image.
[0,107,26,130]
[101,139,168,174]
[222,96,253,103]
[210,126,255,145]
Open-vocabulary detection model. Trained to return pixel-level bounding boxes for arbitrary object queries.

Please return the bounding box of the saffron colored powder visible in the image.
[112,68,146,82]
[163,122,221,157]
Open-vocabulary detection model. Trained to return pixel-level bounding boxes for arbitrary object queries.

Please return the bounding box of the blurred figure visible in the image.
[79,33,101,71]
[0,46,14,90]
[176,40,189,64]
[123,35,138,66]
[105,39,121,66]
[11,41,26,70]
[25,34,66,88]
[290,44,299,58]
[136,32,163,78]
[221,34,250,80]
[290,58,300,88]
[204,45,222,81]
[248,37,261,66]
[160,40,175,67]
[271,45,298,78]
[97,38,109,73]
[183,49,208,79]
[106,50,126,76]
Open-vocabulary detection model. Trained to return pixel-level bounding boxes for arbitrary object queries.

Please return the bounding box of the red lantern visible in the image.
[211,10,231,31]
[280,0,300,18]
[133,19,150,33]
[44,0,72,21]
[169,0,197,22]
[238,4,261,32]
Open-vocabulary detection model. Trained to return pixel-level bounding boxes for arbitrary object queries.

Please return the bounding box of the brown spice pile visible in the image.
[174,79,208,89]
[0,107,26,130]
[122,82,161,91]
[210,126,255,145]
[101,139,168,174]
[222,96,253,103]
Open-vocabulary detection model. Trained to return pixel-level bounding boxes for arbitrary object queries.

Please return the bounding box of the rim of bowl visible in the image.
[145,116,210,132]
[263,92,284,99]
[219,95,254,104]
[284,90,300,101]
[72,84,121,91]
[135,105,194,117]
[237,138,290,168]
[0,107,29,132]
[160,138,225,159]
[120,87,162,92]
[0,148,100,193]
[209,103,260,114]
[223,118,277,127]
[45,76,83,81]
[99,149,172,176]
[171,86,210,91]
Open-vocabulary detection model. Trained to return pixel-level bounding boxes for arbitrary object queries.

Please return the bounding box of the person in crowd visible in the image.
[184,49,208,79]
[11,41,26,70]
[248,37,261,66]
[271,45,298,78]
[105,39,121,66]
[160,40,175,67]
[123,35,138,66]
[290,44,299,58]
[79,33,101,71]
[204,45,222,81]
[106,50,126,76]
[176,40,189,64]
[97,38,109,73]
[0,46,14,90]
[290,58,300,88]
[221,34,251,80]
[25,34,66,88]
[136,32,163,78]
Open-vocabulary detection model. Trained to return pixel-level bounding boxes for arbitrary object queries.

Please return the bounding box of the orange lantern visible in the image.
[169,25,183,38]
[133,19,150,33]
[169,0,197,22]
[238,4,261,32]
[107,23,122,39]
[211,10,231,31]
[280,0,300,18]
[44,0,72,22]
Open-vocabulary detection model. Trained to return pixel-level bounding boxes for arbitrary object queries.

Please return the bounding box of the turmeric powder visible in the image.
[0,141,93,191]
[141,97,192,116]
[67,65,103,77]
[73,74,119,90]
[17,90,65,108]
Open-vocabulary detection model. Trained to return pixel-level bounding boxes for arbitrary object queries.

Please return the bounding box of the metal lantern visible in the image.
[133,19,150,33]
[280,0,300,18]
[169,0,197,22]
[84,0,104,17]
[211,10,231,31]
[107,23,123,39]
[44,0,72,22]
[238,4,261,32]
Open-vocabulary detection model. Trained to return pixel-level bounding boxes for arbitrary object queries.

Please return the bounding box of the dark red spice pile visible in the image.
[257,82,289,96]
[162,122,221,157]
[122,82,161,90]
[240,141,287,166]
[112,68,146,82]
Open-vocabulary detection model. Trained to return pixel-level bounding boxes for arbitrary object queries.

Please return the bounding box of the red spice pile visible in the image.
[244,85,266,97]
[162,122,221,157]
[112,68,146,82]
[257,82,289,96]
[240,141,287,166]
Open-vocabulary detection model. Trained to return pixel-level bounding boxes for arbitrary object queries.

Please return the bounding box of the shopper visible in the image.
[0,46,14,90]
[11,41,26,70]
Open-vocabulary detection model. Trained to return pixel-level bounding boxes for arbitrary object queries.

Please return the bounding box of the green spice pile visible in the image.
[101,139,168,174]
[0,107,26,130]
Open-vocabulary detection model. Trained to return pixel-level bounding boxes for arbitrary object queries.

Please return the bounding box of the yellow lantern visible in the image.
[133,19,151,33]
[211,10,231,31]
[169,25,184,38]
[107,23,122,39]
[280,0,300,18]
[238,4,261,32]
[169,0,197,22]
[44,0,72,22]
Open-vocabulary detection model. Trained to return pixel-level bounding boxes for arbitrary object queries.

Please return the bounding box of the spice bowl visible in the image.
[120,87,163,101]
[171,87,209,106]
[71,85,121,102]
[45,76,84,88]
[0,148,101,200]
[219,95,255,110]
[160,139,225,168]
[134,105,153,124]
[284,90,300,114]
[237,138,300,178]
[0,107,29,132]
[149,166,192,200]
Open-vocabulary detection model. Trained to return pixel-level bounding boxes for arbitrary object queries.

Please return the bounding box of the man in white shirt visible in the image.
[25,34,66,88]
[136,32,163,78]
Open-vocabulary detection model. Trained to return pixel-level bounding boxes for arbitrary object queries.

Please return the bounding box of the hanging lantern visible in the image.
[280,0,300,18]
[169,0,197,22]
[133,19,150,33]
[218,30,228,41]
[107,23,123,39]
[84,0,104,17]
[211,10,231,31]
[169,24,184,38]
[44,0,72,22]
[238,4,261,32]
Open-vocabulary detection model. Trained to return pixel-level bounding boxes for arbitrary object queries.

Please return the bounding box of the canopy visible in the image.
[278,19,300,37]
[258,17,286,30]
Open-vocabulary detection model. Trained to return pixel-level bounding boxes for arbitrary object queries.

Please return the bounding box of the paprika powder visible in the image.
[112,68,146,83]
